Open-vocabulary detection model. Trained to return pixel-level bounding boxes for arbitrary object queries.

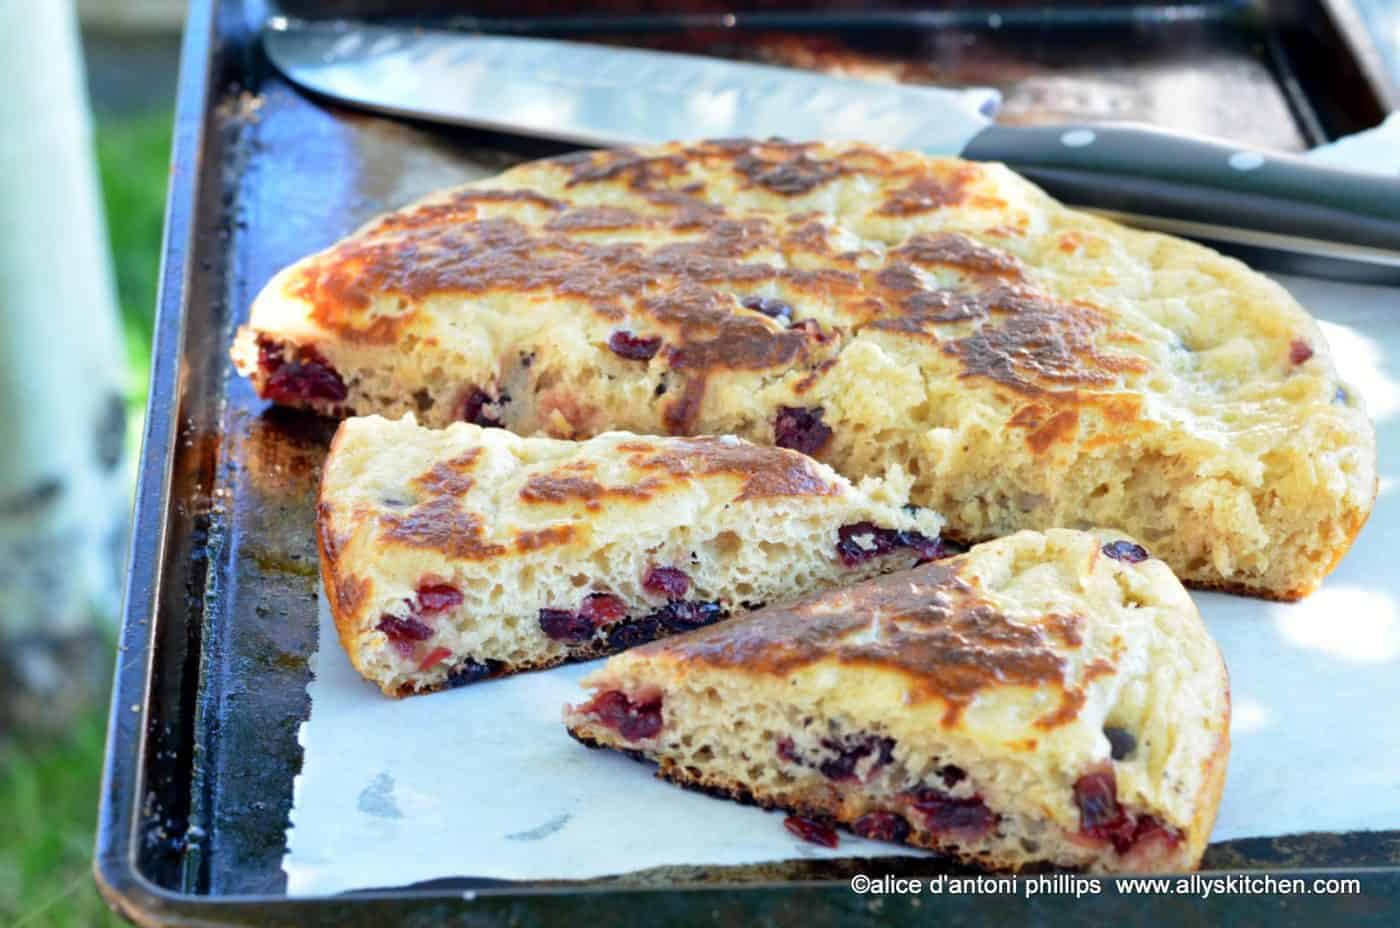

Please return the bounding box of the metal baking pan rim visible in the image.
[91,859,1400,927]
[95,0,216,916]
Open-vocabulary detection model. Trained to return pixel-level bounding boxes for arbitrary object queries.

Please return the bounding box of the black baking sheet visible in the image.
[95,0,1400,923]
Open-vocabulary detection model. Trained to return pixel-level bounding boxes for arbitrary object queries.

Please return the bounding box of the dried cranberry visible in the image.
[836,522,896,565]
[908,787,996,837]
[608,330,662,361]
[418,646,453,671]
[416,583,463,615]
[816,750,861,781]
[586,689,664,741]
[1290,338,1314,365]
[578,592,628,626]
[377,614,433,642]
[1074,771,1121,831]
[937,765,967,788]
[828,523,940,565]
[606,616,662,652]
[1104,726,1137,760]
[643,565,691,599]
[445,658,498,688]
[459,387,502,427]
[852,811,912,844]
[899,531,947,563]
[834,523,944,567]
[778,733,895,782]
[258,338,348,405]
[740,295,794,323]
[774,406,833,456]
[818,755,857,780]
[784,815,840,848]
[818,735,895,782]
[538,608,594,643]
[654,600,726,632]
[255,336,282,373]
[1073,771,1175,854]
[1101,540,1149,563]
[377,614,434,656]
[1073,770,1139,852]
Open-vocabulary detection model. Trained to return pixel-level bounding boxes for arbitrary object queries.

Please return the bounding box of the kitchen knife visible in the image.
[262,17,1400,282]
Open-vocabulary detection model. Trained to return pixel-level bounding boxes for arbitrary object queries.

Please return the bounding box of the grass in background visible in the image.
[0,110,170,928]
[96,108,171,433]
[0,715,121,926]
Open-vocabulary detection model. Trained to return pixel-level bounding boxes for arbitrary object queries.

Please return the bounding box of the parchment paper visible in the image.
[284,272,1400,895]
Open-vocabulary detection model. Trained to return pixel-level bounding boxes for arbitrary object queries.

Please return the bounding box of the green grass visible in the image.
[0,714,123,927]
[0,109,171,927]
[96,109,172,435]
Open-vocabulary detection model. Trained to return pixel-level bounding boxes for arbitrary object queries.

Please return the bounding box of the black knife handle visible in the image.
[962,123,1400,253]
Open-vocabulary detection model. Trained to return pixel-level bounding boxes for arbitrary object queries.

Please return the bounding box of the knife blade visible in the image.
[263,18,1400,282]
[261,17,1000,154]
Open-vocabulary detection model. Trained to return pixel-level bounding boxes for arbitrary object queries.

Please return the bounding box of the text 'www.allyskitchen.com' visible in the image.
[848,873,1363,899]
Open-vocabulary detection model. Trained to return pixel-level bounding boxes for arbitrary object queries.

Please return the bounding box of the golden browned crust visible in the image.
[876,166,977,216]
[316,427,369,678]
[413,449,482,497]
[520,473,611,505]
[1184,576,1306,602]
[275,143,1143,435]
[628,437,841,502]
[623,560,1088,730]
[1298,478,1381,600]
[1183,693,1232,869]
[513,437,841,508]
[380,496,509,561]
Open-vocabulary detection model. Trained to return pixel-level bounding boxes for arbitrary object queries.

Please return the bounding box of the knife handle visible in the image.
[962,123,1400,253]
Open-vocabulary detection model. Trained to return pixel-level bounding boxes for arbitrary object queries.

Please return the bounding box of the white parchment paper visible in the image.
[284,273,1400,895]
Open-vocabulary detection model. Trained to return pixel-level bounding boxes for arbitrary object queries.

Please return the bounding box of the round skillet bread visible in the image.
[235,139,1377,599]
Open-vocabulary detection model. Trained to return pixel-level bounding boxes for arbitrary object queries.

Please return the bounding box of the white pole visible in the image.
[0,0,132,729]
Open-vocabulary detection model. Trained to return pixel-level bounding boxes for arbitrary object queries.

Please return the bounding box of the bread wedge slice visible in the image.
[565,528,1229,873]
[319,414,946,696]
